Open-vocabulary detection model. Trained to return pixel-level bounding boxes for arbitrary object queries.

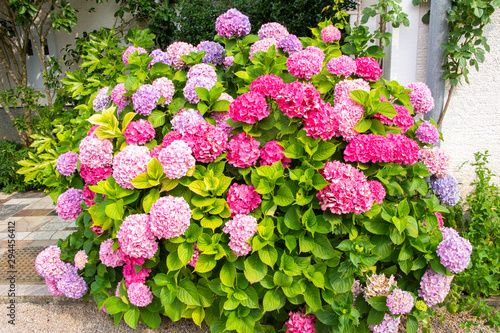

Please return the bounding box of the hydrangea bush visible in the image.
[35,13,469,333]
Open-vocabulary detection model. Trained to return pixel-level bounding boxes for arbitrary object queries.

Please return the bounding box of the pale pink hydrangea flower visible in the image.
[56,151,79,177]
[45,277,64,296]
[157,140,195,179]
[56,188,84,221]
[171,108,206,134]
[334,79,371,105]
[123,119,155,145]
[215,8,251,38]
[386,289,414,315]
[152,77,175,106]
[35,246,67,280]
[415,121,440,144]
[111,83,130,111]
[419,147,450,178]
[258,22,289,42]
[79,136,113,169]
[227,132,260,168]
[127,283,153,307]
[99,239,125,268]
[122,46,147,65]
[287,46,324,80]
[223,214,258,257]
[117,214,158,259]
[364,274,397,300]
[406,82,435,114]
[226,184,262,216]
[149,196,192,239]
[74,250,88,270]
[327,55,356,77]
[285,308,316,333]
[321,25,341,42]
[187,63,218,82]
[182,122,228,163]
[330,100,365,141]
[260,141,291,168]
[355,57,382,81]
[183,75,216,103]
[224,56,234,69]
[166,41,197,70]
[112,145,153,190]
[250,38,278,59]
[368,313,401,333]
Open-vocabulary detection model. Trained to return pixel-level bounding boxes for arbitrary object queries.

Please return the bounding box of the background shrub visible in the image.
[0,140,39,193]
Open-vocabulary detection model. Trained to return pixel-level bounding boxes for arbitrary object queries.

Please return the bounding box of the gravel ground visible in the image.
[0,299,497,333]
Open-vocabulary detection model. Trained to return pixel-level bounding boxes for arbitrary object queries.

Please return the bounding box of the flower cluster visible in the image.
[285,309,316,333]
[56,151,78,177]
[148,49,171,69]
[56,266,88,299]
[260,141,291,168]
[418,268,454,306]
[327,55,356,77]
[250,74,284,99]
[188,243,201,268]
[222,214,258,256]
[99,239,125,267]
[123,119,155,145]
[334,78,371,104]
[122,46,147,65]
[197,41,226,65]
[93,87,111,112]
[277,34,302,54]
[79,136,113,169]
[187,63,218,82]
[182,122,228,163]
[330,100,365,141]
[249,38,278,59]
[166,42,197,70]
[74,250,88,270]
[149,196,192,239]
[227,132,260,168]
[183,75,216,103]
[111,83,131,112]
[112,145,152,190]
[363,274,397,300]
[80,165,112,185]
[386,289,414,315]
[152,77,175,106]
[406,82,435,114]
[215,8,251,38]
[287,46,325,80]
[35,246,68,280]
[132,84,160,116]
[158,140,196,179]
[415,121,440,144]
[258,22,289,41]
[229,91,269,124]
[123,263,151,287]
[224,56,234,69]
[373,97,414,132]
[321,25,341,42]
[117,214,158,259]
[161,131,183,149]
[226,184,262,216]
[127,283,153,307]
[56,188,84,220]
[368,313,401,333]
[171,108,205,134]
[355,57,382,81]
[437,227,472,273]
[430,175,460,206]
[344,134,421,165]
[419,147,450,178]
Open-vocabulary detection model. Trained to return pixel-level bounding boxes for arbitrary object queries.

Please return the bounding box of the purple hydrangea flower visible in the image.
[197,41,226,65]
[56,151,79,177]
[183,76,216,103]
[148,49,172,69]
[418,268,454,306]
[215,8,251,38]
[415,121,440,144]
[430,175,460,206]
[56,188,84,221]
[171,108,206,134]
[223,56,234,69]
[277,34,303,54]
[437,227,472,273]
[56,265,88,299]
[132,84,160,116]
[93,87,111,112]
[368,313,401,333]
[386,289,414,315]
[258,22,289,42]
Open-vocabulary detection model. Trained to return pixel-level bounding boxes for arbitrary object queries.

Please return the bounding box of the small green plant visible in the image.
[0,140,41,193]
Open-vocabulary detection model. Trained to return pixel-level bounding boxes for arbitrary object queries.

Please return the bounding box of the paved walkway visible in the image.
[0,191,77,297]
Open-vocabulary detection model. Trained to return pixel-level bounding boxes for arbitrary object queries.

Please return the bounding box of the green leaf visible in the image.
[367,308,385,326]
[304,284,322,311]
[124,307,140,329]
[221,262,236,287]
[141,309,161,329]
[211,100,231,112]
[195,87,210,102]
[302,207,317,233]
[188,180,209,196]
[263,289,282,312]
[354,118,372,133]
[330,271,353,293]
[350,90,369,105]
[407,315,419,333]
[147,158,164,180]
[367,296,389,312]
[201,215,223,231]
[142,188,159,213]
[274,186,294,206]
[148,111,166,128]
[167,251,184,271]
[104,297,129,314]
[273,271,293,287]
[398,199,410,218]
[195,254,217,273]
[130,173,152,189]
[375,101,397,118]
[178,242,194,265]
[259,245,278,267]
[105,200,124,220]
[244,253,268,284]
[313,141,338,161]
[178,279,201,306]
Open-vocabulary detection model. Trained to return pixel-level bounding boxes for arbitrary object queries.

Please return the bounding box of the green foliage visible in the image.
[0,140,40,193]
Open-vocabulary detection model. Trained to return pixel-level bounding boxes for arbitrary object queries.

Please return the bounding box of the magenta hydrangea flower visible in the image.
[437,227,472,273]
[435,212,444,228]
[83,186,96,206]
[285,309,316,333]
[112,145,152,190]
[321,25,341,42]
[123,263,151,287]
[56,266,88,299]
[260,141,291,168]
[171,108,206,134]
[161,131,183,148]
[287,46,324,80]
[35,246,67,280]
[415,122,440,144]
[149,196,192,239]
[419,147,450,178]
[250,74,284,99]
[197,41,226,65]
[373,97,414,133]
[157,140,196,179]
[74,250,88,270]
[418,268,454,306]
[275,81,306,118]
[132,84,160,116]
[368,313,401,333]
[368,180,386,204]
[93,87,111,112]
[152,77,175,106]
[166,41,197,70]
[327,55,357,77]
[303,99,339,141]
[224,55,234,69]
[122,46,147,65]
[127,283,153,307]
[187,63,218,82]
[258,22,289,41]
[56,151,79,177]
[56,188,84,220]
[249,38,278,59]
[227,132,260,168]
[79,165,112,185]
[90,225,104,236]
[188,243,201,268]
[215,8,251,38]
[148,49,172,69]
[183,75,216,103]
[406,82,435,114]
[386,289,414,315]
[79,136,113,169]
[123,119,155,145]
[182,122,228,163]
[111,83,130,111]
[99,239,125,268]
[277,34,303,54]
[229,91,269,124]
[355,57,382,81]
[226,184,262,216]
[344,134,420,165]
[223,214,258,257]
[117,214,158,260]
[334,79,371,105]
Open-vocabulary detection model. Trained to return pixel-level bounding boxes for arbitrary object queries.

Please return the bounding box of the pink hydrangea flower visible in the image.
[415,121,440,144]
[122,46,147,65]
[188,243,201,268]
[79,136,113,169]
[250,74,284,99]
[111,83,130,111]
[187,63,218,82]
[46,277,64,296]
[258,22,289,41]
[368,180,386,204]
[197,41,226,65]
[117,214,158,259]
[386,289,414,315]
[183,75,216,103]
[418,268,454,306]
[227,132,260,168]
[224,56,234,69]
[74,250,88,270]
[355,57,382,81]
[83,186,96,206]
[226,184,262,216]
[90,225,104,236]
[435,212,444,228]
[223,214,258,257]
[249,38,278,59]
[334,79,371,105]
[373,98,414,133]
[161,131,183,148]
[132,84,160,116]
[330,100,365,141]
[406,82,435,114]
[368,313,401,333]
[148,49,172,69]
[35,246,67,280]
[303,99,339,141]
[152,77,175,106]
[56,151,79,177]
[123,263,151,287]
[276,81,306,118]
[437,227,472,273]
[215,8,251,38]
[127,283,153,307]
[79,165,112,185]
[123,119,155,145]
[171,108,206,134]
[166,41,197,70]
[321,25,341,42]
[287,46,324,80]
[149,196,192,239]
[157,140,196,179]
[56,188,84,220]
[260,141,291,168]
[182,122,228,163]
[327,55,356,77]
[99,239,125,268]
[112,145,152,190]
[285,308,316,333]
[419,147,450,178]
